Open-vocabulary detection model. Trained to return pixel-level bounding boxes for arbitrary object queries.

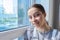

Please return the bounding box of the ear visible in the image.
[44,13,46,17]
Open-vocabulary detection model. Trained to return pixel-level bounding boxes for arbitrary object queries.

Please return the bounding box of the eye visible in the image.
[36,13,40,16]
[29,16,32,19]
[34,12,41,17]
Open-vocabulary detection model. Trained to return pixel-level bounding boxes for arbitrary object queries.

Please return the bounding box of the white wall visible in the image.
[49,0,54,26]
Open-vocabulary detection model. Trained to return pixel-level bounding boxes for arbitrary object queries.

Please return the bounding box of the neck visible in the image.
[36,22,51,33]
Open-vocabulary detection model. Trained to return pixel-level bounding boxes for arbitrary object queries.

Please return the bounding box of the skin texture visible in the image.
[28,7,51,33]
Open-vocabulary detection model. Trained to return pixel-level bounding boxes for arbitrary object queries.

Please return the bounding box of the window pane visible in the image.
[0,0,18,31]
[18,0,34,26]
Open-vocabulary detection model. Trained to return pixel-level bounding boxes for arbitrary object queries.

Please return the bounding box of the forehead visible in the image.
[28,7,39,15]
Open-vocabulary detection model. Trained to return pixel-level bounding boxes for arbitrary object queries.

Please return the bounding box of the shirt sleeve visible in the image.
[24,30,28,40]
[56,31,60,40]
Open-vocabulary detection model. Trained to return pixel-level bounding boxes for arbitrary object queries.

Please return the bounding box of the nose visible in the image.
[31,17,36,22]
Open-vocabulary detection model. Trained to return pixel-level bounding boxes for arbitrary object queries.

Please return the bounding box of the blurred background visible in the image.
[0,0,60,40]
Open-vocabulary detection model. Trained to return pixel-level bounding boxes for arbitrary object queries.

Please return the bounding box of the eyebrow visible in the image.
[33,11,42,15]
[33,11,39,14]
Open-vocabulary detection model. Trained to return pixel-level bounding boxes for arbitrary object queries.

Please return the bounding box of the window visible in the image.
[0,0,18,31]
[0,0,49,31]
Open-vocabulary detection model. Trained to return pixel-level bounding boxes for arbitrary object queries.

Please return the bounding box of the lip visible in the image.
[32,23,40,27]
[32,22,39,25]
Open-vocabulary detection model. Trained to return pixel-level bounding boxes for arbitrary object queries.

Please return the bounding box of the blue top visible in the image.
[19,27,60,40]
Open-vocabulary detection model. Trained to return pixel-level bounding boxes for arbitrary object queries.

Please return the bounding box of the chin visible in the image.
[33,24,40,27]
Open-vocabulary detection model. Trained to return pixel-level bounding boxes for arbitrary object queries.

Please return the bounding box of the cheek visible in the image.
[36,17,42,21]
[37,16,44,24]
[40,16,45,24]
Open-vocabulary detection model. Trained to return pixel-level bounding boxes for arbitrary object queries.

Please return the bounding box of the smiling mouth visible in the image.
[33,21,40,25]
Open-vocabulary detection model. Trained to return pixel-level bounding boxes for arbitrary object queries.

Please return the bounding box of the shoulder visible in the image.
[52,29,60,33]
[52,29,58,33]
[52,29,60,37]
[52,29,59,34]
[49,29,60,40]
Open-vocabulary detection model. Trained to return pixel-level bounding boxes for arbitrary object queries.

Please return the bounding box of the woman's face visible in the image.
[28,7,46,28]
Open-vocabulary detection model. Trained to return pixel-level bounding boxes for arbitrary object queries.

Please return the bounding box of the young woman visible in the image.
[20,4,60,40]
